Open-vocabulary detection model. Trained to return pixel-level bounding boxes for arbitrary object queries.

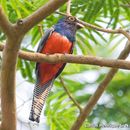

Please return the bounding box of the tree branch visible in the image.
[0,44,130,70]
[38,24,43,37]
[18,0,68,34]
[120,4,130,8]
[77,19,130,41]
[0,6,23,130]
[59,77,82,113]
[0,6,13,37]
[66,0,71,15]
[1,39,22,130]
[17,50,130,70]
[71,41,130,130]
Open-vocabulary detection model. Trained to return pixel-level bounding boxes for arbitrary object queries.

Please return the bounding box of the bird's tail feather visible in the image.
[29,82,53,123]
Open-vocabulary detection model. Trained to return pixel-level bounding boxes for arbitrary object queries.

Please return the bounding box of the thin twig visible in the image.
[66,0,71,15]
[59,77,82,113]
[55,11,67,16]
[0,44,130,70]
[38,24,43,37]
[77,19,130,41]
[71,41,130,130]
[120,4,130,8]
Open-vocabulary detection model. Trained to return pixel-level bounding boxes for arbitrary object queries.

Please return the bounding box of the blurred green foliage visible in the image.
[0,0,130,130]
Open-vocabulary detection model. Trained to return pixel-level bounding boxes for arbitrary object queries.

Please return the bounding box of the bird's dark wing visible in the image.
[35,27,54,79]
[36,27,54,53]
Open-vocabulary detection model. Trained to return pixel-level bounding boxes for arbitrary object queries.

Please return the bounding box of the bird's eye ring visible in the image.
[68,16,76,22]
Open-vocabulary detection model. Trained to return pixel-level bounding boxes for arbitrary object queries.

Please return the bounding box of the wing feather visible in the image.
[36,27,54,53]
[35,27,54,81]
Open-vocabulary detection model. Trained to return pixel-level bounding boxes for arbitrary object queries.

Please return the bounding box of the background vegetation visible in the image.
[0,0,130,130]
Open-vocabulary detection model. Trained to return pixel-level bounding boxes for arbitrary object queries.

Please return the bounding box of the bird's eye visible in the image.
[68,16,76,22]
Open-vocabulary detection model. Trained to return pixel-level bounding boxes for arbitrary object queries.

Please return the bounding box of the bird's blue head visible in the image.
[54,16,82,43]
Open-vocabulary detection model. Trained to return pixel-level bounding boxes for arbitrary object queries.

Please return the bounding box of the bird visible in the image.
[29,16,83,123]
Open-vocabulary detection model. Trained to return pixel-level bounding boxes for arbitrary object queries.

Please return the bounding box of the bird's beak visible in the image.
[76,22,84,29]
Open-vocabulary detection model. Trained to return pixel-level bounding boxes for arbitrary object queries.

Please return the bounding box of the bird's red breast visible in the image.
[38,32,72,86]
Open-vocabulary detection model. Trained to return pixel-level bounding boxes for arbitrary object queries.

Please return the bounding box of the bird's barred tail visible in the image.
[29,84,52,123]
